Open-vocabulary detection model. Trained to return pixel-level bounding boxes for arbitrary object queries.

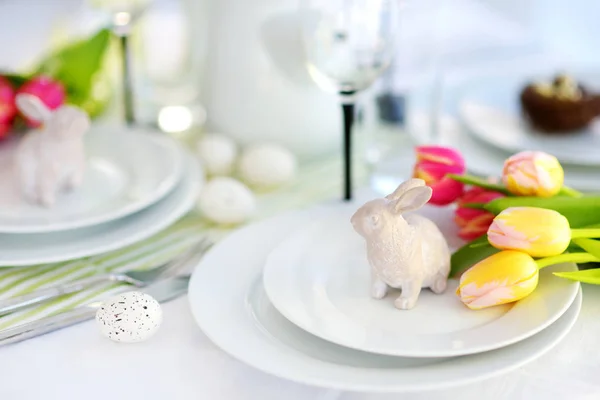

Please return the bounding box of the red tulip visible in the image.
[0,76,17,139]
[413,146,466,205]
[17,76,65,127]
[455,187,504,241]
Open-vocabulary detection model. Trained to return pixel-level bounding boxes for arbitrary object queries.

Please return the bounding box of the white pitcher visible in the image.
[187,0,341,158]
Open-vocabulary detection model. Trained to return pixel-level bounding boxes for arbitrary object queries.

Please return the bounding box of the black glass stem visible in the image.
[119,35,136,126]
[341,101,354,201]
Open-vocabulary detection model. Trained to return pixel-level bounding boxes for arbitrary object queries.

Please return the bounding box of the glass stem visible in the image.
[120,34,136,126]
[342,102,355,201]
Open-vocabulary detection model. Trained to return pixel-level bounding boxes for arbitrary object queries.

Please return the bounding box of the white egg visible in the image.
[96,292,163,343]
[239,144,297,188]
[197,177,256,225]
[195,133,238,176]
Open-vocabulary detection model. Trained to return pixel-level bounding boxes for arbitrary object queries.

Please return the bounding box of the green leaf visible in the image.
[559,186,583,198]
[35,28,112,115]
[1,72,31,87]
[468,235,489,248]
[447,174,511,195]
[572,238,600,259]
[450,242,499,278]
[554,268,600,284]
[484,196,600,228]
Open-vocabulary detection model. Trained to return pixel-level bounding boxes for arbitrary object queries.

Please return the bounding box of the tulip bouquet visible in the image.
[0,28,111,139]
[413,145,600,310]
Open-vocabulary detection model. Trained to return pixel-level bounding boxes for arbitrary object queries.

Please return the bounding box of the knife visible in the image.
[0,275,190,346]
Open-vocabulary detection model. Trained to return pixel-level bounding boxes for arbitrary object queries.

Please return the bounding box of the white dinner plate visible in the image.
[458,73,600,166]
[0,152,201,267]
[189,205,582,392]
[0,125,184,233]
[262,204,579,358]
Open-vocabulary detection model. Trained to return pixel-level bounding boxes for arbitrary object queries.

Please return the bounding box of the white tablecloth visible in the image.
[1,286,599,400]
[2,1,600,399]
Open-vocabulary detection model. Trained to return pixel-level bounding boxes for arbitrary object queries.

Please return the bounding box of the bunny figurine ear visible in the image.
[52,106,90,137]
[389,185,432,214]
[385,178,426,201]
[15,94,52,123]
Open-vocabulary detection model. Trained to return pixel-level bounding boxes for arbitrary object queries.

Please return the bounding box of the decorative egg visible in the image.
[197,177,256,225]
[96,291,163,343]
[195,133,238,176]
[238,144,297,188]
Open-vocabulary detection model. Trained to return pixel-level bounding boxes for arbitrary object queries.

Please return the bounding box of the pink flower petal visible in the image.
[429,177,464,206]
[17,76,66,127]
[487,219,533,251]
[415,146,466,169]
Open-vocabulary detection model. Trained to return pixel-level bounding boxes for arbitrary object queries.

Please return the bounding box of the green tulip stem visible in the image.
[446,174,511,195]
[447,174,583,198]
[535,252,600,269]
[570,229,600,239]
[459,202,487,210]
[559,186,583,198]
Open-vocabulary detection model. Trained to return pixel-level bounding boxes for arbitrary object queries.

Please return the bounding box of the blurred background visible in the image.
[1,0,598,192]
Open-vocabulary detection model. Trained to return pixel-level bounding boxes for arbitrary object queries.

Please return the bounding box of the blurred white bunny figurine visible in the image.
[350,178,450,310]
[15,94,91,207]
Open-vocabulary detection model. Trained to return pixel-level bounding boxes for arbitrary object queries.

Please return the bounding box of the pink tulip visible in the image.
[413,146,466,205]
[17,76,65,127]
[0,76,17,139]
[455,187,505,241]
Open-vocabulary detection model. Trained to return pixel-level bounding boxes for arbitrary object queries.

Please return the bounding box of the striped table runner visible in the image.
[0,152,369,330]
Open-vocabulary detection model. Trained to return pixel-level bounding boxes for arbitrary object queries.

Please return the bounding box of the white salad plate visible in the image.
[263,204,579,358]
[458,73,600,166]
[0,125,184,233]
[189,205,582,392]
[0,153,201,267]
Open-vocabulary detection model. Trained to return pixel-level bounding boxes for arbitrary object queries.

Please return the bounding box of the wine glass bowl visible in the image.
[300,0,400,200]
[302,0,399,96]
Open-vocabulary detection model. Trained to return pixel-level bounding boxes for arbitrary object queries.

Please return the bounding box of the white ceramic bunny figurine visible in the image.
[14,94,91,207]
[350,178,450,310]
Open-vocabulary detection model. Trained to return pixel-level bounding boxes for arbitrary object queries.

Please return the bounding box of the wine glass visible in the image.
[88,0,151,125]
[300,0,400,200]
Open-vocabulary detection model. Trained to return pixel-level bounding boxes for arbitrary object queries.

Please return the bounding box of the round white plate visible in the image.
[0,125,184,233]
[458,73,600,166]
[263,204,579,358]
[0,152,201,267]
[189,206,582,392]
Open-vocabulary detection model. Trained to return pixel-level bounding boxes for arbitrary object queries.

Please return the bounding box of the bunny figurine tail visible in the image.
[350,178,451,310]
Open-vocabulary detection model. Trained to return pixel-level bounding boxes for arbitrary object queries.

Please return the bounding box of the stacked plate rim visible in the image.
[188,199,582,392]
[0,124,202,267]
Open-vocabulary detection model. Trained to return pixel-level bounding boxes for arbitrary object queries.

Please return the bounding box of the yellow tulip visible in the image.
[456,251,539,310]
[502,151,564,197]
[487,207,571,257]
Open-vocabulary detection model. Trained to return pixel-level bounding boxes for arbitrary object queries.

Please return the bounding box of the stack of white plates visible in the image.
[188,201,581,392]
[0,125,202,267]
[406,71,600,192]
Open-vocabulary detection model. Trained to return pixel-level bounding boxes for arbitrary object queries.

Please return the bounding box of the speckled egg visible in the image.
[238,144,297,188]
[96,292,163,343]
[197,177,256,225]
[196,133,238,176]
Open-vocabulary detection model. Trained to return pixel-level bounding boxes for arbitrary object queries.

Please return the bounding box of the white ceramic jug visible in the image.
[187,0,341,158]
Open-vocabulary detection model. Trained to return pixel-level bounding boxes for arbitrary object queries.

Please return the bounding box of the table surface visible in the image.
[0,280,599,400]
